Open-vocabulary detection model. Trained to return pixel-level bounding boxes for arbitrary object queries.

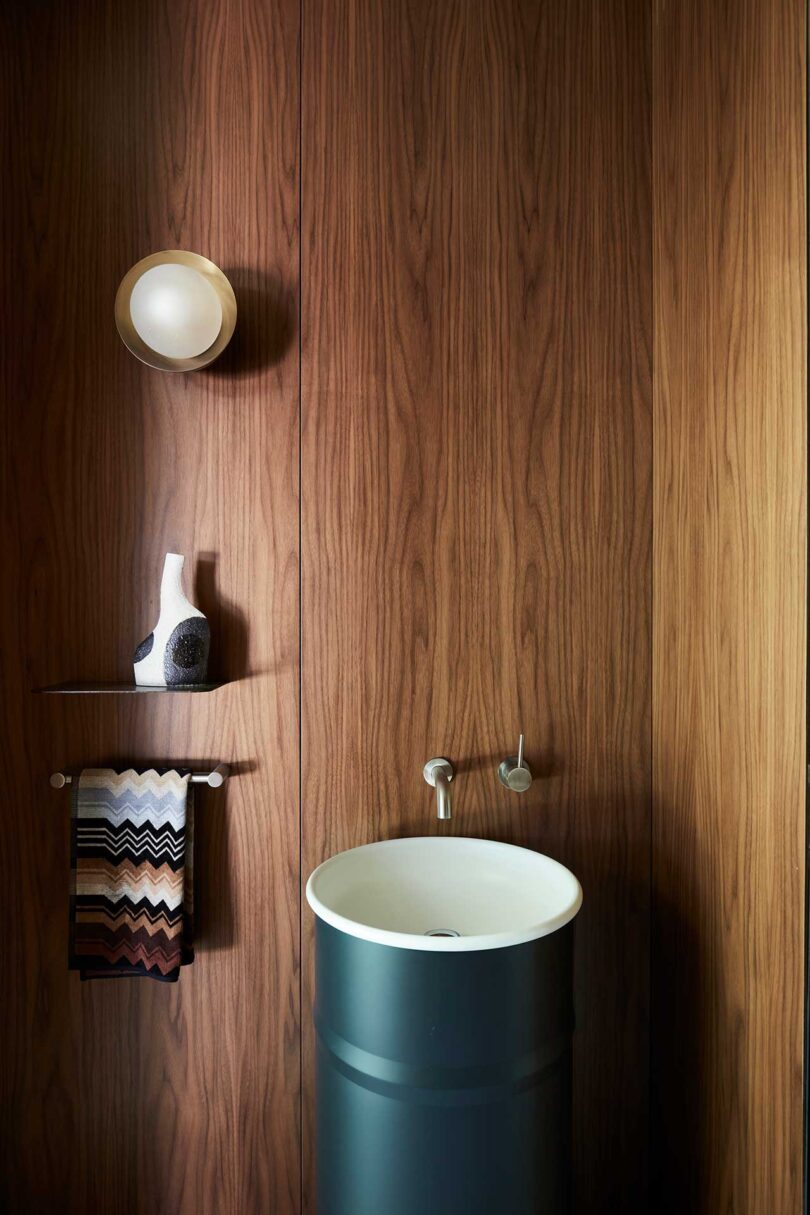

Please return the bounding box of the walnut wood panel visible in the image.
[301,2,652,1209]
[652,1,806,1211]
[0,3,300,1213]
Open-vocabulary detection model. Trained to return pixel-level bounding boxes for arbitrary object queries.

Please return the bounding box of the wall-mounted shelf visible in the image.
[34,682,224,694]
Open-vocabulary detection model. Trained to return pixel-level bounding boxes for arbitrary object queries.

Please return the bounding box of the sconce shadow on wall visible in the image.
[205,266,296,378]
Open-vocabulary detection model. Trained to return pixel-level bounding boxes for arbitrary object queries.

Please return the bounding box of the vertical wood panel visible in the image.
[301,2,652,1209]
[0,2,300,1212]
[652,1,806,1210]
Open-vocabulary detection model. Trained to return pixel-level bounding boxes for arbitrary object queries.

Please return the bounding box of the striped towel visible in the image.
[69,768,194,982]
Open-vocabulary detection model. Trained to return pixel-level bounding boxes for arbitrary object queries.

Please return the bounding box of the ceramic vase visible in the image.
[133,552,210,687]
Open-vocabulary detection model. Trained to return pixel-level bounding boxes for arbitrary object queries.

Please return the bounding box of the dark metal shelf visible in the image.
[34,682,224,694]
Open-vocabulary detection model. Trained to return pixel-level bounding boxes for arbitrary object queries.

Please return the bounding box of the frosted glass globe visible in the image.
[129,263,223,359]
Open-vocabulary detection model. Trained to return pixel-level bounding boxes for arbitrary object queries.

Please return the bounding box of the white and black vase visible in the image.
[133,552,210,687]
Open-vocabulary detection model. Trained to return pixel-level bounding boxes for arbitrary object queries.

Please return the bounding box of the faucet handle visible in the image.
[423,757,453,785]
[498,733,532,793]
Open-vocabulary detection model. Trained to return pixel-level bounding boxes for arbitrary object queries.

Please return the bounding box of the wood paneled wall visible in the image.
[652,1,806,1211]
[1,2,806,1213]
[301,2,652,1209]
[0,2,300,1213]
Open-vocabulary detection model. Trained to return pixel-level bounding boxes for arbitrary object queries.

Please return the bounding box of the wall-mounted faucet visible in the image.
[423,757,454,820]
[498,733,533,792]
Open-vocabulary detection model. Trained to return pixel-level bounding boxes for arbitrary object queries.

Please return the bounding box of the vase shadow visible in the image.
[194,552,251,681]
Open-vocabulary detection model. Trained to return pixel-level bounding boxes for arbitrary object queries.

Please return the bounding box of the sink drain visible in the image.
[423,928,461,938]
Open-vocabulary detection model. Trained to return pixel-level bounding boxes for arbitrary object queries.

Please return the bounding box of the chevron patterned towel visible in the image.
[69,768,194,981]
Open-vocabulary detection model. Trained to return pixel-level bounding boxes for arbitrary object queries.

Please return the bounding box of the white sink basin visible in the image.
[306,836,582,952]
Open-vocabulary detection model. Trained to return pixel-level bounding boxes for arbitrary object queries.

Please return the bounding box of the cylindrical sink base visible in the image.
[314,918,575,1215]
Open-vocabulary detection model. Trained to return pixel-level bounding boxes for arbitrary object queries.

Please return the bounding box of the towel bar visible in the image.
[50,763,230,789]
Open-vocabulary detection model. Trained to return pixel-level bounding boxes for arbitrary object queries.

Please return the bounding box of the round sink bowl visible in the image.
[306,835,582,952]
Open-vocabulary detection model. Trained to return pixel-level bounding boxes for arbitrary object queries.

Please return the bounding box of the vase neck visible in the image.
[160,553,190,612]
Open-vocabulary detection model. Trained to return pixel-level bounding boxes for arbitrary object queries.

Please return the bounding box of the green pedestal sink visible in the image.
[307,837,583,1215]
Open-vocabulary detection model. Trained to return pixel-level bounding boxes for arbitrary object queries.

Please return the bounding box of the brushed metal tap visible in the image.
[424,758,454,820]
[498,733,533,792]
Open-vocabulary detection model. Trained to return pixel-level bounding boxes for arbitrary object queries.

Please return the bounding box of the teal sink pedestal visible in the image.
[307,837,582,1215]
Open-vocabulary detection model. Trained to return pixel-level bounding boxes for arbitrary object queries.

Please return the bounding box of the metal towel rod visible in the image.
[49,763,230,789]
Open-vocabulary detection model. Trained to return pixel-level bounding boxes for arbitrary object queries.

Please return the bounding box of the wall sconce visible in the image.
[115,250,237,371]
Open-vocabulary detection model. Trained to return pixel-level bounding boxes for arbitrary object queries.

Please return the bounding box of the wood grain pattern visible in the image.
[0,2,300,1213]
[652,1,806,1211]
[301,2,652,1209]
[5,2,803,1211]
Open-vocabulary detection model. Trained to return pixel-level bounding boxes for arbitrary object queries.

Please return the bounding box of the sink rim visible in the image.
[306,835,583,952]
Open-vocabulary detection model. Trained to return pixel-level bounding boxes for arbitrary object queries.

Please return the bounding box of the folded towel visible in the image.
[69,768,194,981]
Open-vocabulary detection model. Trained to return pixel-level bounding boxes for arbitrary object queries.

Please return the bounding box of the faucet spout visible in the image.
[434,768,452,819]
[423,758,454,820]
